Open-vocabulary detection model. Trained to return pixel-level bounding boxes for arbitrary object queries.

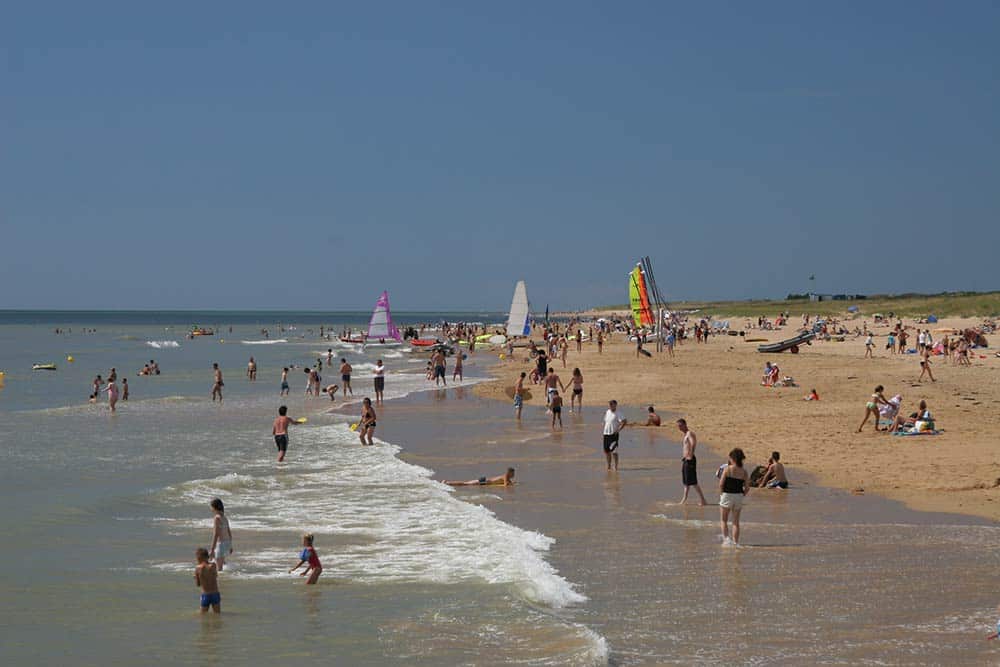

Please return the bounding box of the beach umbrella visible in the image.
[847,306,859,313]
[927,315,938,323]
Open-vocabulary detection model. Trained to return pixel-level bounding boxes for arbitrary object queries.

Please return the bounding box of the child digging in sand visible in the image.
[289,533,322,584]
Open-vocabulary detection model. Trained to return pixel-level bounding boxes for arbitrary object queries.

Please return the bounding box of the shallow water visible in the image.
[1,314,997,665]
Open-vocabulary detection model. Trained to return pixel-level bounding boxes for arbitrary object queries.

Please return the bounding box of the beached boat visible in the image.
[757,331,815,353]
[339,336,365,344]
[32,363,57,370]
[410,339,440,347]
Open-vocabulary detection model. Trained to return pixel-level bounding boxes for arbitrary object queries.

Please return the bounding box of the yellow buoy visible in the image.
[499,353,506,360]
[66,355,74,363]
[350,423,359,432]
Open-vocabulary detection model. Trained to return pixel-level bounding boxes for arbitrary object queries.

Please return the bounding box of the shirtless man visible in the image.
[677,418,706,505]
[194,548,221,614]
[211,363,224,402]
[544,368,562,406]
[247,357,257,381]
[756,451,788,489]
[432,350,447,387]
[646,406,661,426]
[444,468,515,487]
[513,372,526,420]
[339,358,353,396]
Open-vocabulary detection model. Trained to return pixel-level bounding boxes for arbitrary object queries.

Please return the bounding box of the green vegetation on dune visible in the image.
[596,292,1000,319]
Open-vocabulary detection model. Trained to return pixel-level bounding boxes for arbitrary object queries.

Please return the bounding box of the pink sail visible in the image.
[367,291,401,341]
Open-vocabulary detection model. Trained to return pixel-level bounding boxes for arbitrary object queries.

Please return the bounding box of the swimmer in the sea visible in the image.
[444,468,516,487]
[646,405,661,426]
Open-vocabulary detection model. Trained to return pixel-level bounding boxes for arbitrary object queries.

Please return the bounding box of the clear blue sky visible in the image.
[3,1,999,311]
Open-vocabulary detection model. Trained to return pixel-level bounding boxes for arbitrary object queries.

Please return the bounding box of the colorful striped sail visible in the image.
[629,266,654,328]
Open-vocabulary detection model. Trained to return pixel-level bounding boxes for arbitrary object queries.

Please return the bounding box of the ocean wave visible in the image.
[241,339,288,345]
[146,340,180,349]
[155,425,585,609]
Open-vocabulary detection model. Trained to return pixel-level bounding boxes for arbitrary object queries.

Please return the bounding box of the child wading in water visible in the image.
[194,547,221,613]
[289,533,322,584]
[718,448,749,547]
[209,498,233,571]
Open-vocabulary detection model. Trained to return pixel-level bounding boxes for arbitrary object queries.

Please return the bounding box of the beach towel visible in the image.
[891,429,943,436]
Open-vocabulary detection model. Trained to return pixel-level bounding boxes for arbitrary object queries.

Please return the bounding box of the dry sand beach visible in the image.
[477,316,1000,522]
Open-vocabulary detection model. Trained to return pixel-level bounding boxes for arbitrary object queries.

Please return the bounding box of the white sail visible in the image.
[506,281,531,338]
[367,291,401,341]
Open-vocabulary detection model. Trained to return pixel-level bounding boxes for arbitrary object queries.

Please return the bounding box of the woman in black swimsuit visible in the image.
[568,368,584,413]
[718,448,749,547]
[358,397,376,446]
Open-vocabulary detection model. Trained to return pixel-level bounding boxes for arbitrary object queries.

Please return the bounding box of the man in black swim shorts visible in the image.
[602,400,626,471]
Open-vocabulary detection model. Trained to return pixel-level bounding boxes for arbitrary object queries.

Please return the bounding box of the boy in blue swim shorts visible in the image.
[194,547,221,613]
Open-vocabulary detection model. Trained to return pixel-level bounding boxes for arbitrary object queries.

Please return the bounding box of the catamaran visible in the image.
[363,290,402,346]
[506,280,531,338]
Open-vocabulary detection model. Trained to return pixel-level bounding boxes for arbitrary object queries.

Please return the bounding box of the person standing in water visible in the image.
[340,358,353,396]
[272,405,298,462]
[209,498,233,571]
[718,447,749,546]
[677,418,707,505]
[513,371,526,420]
[373,359,386,404]
[289,533,322,585]
[211,363,224,402]
[550,390,563,429]
[452,352,464,382]
[567,368,583,413]
[358,397,376,446]
[247,357,257,381]
[121,378,129,402]
[194,548,221,613]
[432,349,447,387]
[105,377,119,413]
[280,367,290,396]
[602,400,626,471]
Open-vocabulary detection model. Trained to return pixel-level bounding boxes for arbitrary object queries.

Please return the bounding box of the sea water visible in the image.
[3,312,997,665]
[0,312,606,666]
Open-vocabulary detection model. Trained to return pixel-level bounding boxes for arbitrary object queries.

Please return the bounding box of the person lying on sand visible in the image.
[444,468,515,487]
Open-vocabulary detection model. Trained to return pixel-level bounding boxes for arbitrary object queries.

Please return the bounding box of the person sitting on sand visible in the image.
[761,362,773,386]
[444,468,516,487]
[756,451,788,489]
[804,389,820,401]
[888,399,933,433]
[646,406,661,426]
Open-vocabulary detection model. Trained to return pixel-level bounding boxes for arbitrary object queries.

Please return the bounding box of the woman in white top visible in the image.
[373,360,386,404]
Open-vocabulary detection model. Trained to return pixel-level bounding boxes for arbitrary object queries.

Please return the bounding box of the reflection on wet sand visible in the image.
[387,390,996,665]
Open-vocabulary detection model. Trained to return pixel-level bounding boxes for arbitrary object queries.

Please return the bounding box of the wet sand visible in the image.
[474,320,1000,522]
[375,386,997,664]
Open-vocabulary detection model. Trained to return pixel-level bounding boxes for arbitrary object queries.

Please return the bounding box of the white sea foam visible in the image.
[156,425,585,608]
[146,340,180,349]
[241,339,288,345]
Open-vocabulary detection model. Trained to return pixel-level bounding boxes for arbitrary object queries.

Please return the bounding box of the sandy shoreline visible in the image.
[475,317,1000,522]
